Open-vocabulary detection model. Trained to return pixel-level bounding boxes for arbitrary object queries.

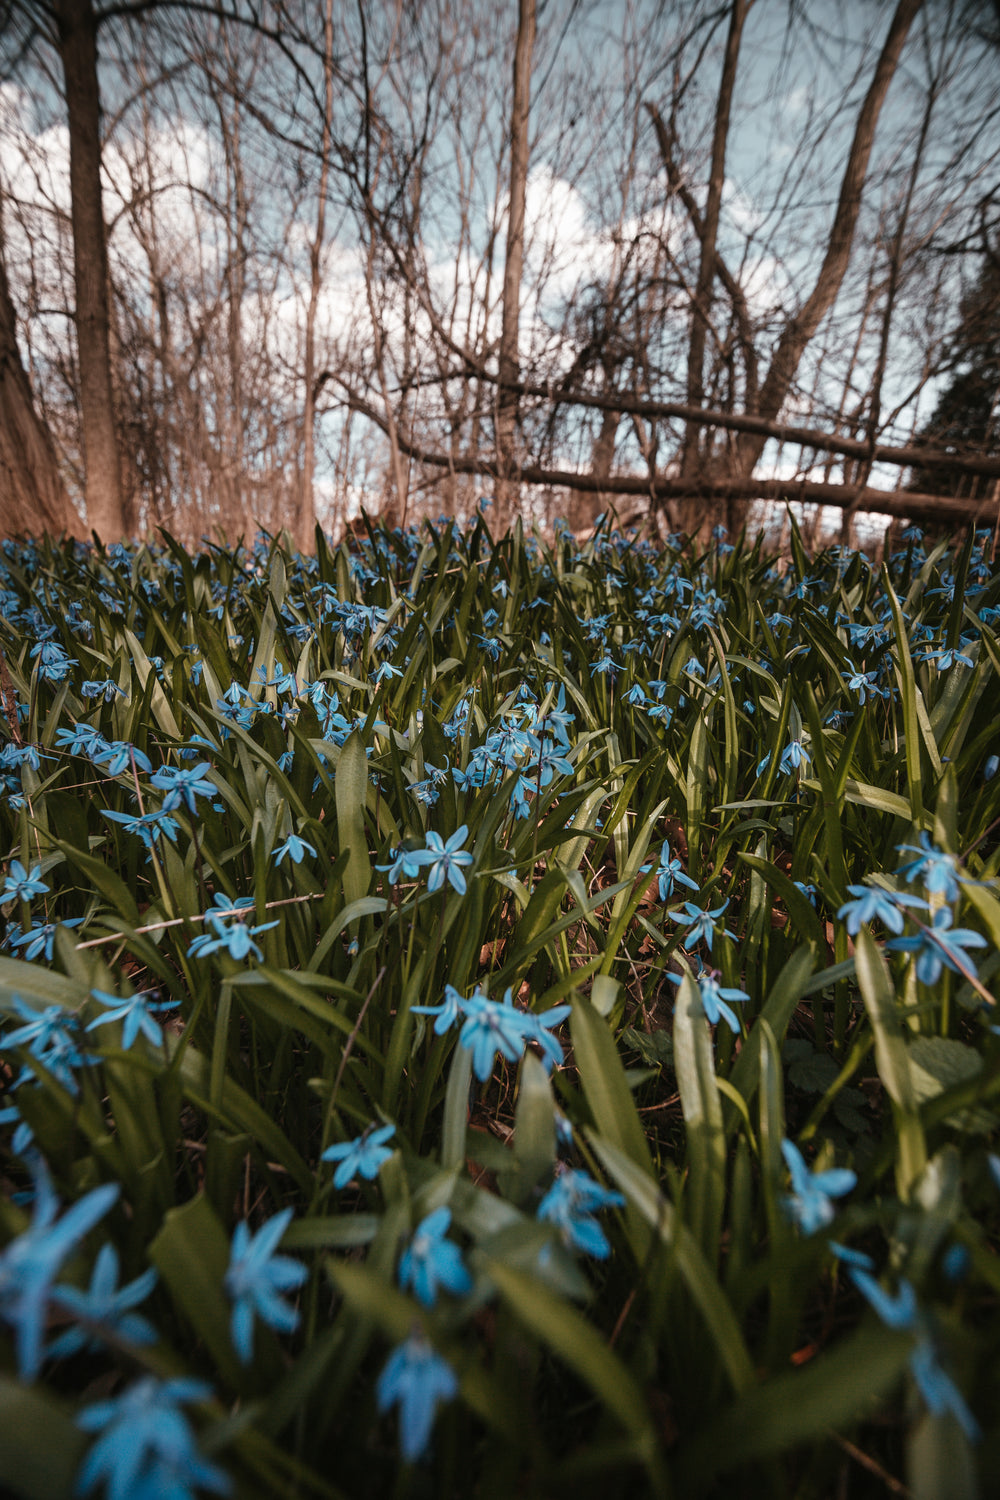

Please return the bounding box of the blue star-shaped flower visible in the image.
[416,826,475,895]
[398,1206,472,1307]
[837,882,922,935]
[76,1376,231,1500]
[537,1168,624,1258]
[0,1158,119,1378]
[668,899,733,953]
[376,1333,458,1462]
[48,1243,157,1358]
[781,1139,855,1235]
[887,907,988,985]
[224,1207,307,1362]
[272,833,317,865]
[87,989,173,1050]
[322,1122,397,1189]
[1,860,49,902]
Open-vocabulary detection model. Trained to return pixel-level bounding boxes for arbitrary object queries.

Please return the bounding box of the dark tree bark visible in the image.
[0,192,76,537]
[683,0,749,482]
[495,0,536,530]
[53,0,126,540]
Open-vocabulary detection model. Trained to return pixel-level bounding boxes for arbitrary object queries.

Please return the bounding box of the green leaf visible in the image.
[908,1037,992,1132]
[0,1377,85,1500]
[854,926,926,1198]
[673,973,725,1261]
[677,1324,912,1489]
[484,1257,666,1488]
[505,1052,556,1204]
[570,997,653,1178]
[587,1133,754,1396]
[335,731,371,907]
[908,1412,979,1500]
[149,1194,245,1390]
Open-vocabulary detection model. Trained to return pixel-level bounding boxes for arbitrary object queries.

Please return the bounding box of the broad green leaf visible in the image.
[854,926,926,1198]
[677,1324,912,1489]
[335,731,371,907]
[570,996,652,1178]
[673,973,725,1261]
[149,1194,245,1390]
[0,1377,84,1500]
[589,1133,755,1398]
[484,1257,665,1483]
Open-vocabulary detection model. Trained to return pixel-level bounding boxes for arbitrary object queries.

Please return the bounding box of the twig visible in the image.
[73,891,324,949]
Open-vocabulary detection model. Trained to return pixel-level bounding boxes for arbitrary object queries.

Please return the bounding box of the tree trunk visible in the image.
[54,0,125,540]
[683,0,749,482]
[299,0,335,553]
[0,195,76,536]
[495,0,536,531]
[733,0,922,476]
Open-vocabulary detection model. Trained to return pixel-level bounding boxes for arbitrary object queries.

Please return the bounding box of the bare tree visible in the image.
[52,0,126,538]
[0,185,77,534]
[495,0,536,530]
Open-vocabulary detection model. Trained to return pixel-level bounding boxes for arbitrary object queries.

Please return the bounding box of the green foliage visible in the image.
[0,515,999,1498]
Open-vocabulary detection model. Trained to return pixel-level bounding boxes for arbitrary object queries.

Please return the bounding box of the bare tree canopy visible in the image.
[1,0,999,542]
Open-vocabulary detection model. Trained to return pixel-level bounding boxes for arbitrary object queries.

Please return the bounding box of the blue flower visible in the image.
[842,662,884,703]
[0,1158,119,1378]
[668,899,734,953]
[458,990,530,1081]
[91,740,152,776]
[149,762,216,814]
[29,640,77,681]
[642,840,698,902]
[398,1206,473,1308]
[378,844,435,884]
[224,1207,307,1362]
[837,882,922,935]
[8,918,82,961]
[669,968,749,1033]
[1,860,49,902]
[919,644,975,670]
[102,808,180,849]
[415,826,475,895]
[322,1123,397,1189]
[48,1243,157,1358]
[272,833,317,865]
[187,914,278,962]
[76,1376,231,1500]
[781,1139,855,1234]
[411,983,468,1035]
[850,1270,979,1441]
[518,1001,571,1072]
[81,679,126,703]
[54,723,106,757]
[537,1168,624,1258]
[86,989,173,1050]
[887,907,988,986]
[376,1332,458,1463]
[895,833,970,901]
[779,738,810,774]
[1,996,92,1094]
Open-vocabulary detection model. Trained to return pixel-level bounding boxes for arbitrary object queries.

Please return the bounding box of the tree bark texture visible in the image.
[54,0,125,540]
[298,0,336,551]
[683,0,749,482]
[0,198,76,536]
[495,0,536,529]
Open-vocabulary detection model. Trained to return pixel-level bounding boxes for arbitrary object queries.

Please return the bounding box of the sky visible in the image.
[2,0,998,534]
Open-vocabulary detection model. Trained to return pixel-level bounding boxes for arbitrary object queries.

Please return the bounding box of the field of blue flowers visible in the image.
[1,511,999,1499]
